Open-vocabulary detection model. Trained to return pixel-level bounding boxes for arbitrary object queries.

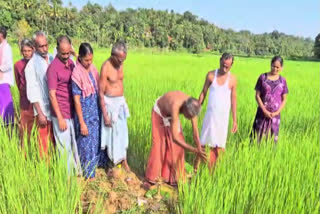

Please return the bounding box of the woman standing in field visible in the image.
[72,43,106,179]
[251,56,288,143]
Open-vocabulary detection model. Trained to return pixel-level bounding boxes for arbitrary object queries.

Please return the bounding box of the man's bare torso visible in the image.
[157,91,189,117]
[102,59,124,97]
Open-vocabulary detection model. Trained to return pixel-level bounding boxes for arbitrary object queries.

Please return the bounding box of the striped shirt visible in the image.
[25,53,54,119]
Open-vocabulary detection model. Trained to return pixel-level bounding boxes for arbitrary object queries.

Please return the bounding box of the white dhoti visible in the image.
[101,95,130,165]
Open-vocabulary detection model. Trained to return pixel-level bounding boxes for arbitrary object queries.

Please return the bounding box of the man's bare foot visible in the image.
[121,160,131,172]
[106,168,113,177]
[142,181,153,190]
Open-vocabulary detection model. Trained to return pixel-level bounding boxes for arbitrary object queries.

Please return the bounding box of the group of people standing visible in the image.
[0,27,130,180]
[144,54,288,186]
[0,26,288,186]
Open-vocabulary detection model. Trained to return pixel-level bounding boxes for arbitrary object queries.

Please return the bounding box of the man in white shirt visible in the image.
[25,31,54,157]
[0,27,14,127]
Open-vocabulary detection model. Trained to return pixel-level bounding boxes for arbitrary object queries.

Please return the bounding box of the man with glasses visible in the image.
[99,41,131,172]
[47,35,81,174]
[25,31,54,157]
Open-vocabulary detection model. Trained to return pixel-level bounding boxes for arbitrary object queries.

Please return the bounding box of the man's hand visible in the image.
[58,117,67,131]
[231,121,238,133]
[103,114,112,127]
[37,113,47,128]
[80,122,89,136]
[195,147,207,162]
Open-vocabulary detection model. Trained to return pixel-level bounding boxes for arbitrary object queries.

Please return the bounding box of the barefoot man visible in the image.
[145,91,207,186]
[195,53,238,170]
[99,41,130,171]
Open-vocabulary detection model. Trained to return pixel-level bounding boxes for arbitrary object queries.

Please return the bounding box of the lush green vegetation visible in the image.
[0,0,317,58]
[4,44,320,213]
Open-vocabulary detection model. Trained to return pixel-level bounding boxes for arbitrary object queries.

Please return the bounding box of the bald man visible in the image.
[47,35,81,174]
[99,41,130,172]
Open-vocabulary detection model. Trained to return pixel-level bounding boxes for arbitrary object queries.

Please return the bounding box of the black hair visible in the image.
[78,42,93,58]
[220,52,234,64]
[271,56,284,66]
[56,35,71,48]
[0,27,7,39]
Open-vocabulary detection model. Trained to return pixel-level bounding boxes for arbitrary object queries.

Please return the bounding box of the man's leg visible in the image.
[38,120,53,158]
[208,147,225,169]
[52,117,75,174]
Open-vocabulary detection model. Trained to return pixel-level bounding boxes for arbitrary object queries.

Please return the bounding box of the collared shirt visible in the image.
[47,57,75,119]
[0,41,14,86]
[14,59,31,110]
[25,53,54,118]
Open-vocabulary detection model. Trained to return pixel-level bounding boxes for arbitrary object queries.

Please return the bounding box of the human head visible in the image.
[20,39,34,60]
[0,27,7,43]
[111,40,127,66]
[270,56,284,75]
[56,35,72,63]
[32,31,48,58]
[219,53,234,74]
[78,42,93,69]
[182,97,201,119]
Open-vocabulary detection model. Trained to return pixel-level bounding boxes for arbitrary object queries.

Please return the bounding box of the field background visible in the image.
[1,45,319,213]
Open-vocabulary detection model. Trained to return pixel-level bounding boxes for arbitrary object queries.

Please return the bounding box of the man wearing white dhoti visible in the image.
[196,53,238,170]
[99,41,131,172]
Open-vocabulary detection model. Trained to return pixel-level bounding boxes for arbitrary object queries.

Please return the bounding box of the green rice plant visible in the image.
[5,45,320,213]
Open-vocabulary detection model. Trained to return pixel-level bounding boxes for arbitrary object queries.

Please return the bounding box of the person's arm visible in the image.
[99,62,111,127]
[47,67,67,131]
[191,116,202,149]
[25,58,47,127]
[171,105,206,160]
[49,90,67,131]
[0,45,13,73]
[255,91,272,119]
[231,76,237,133]
[198,72,213,105]
[14,63,21,91]
[73,94,88,136]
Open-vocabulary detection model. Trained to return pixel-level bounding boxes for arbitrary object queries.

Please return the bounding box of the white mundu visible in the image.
[200,69,231,149]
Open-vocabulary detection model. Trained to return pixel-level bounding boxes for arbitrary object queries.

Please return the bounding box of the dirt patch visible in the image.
[80,168,177,213]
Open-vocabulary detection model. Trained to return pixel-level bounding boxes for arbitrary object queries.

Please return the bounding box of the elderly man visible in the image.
[25,31,54,157]
[145,91,207,186]
[196,53,237,169]
[99,41,130,172]
[14,39,35,145]
[47,35,81,173]
[0,27,15,127]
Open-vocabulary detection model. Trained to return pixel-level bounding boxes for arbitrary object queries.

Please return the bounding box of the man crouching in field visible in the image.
[99,41,130,172]
[144,91,207,187]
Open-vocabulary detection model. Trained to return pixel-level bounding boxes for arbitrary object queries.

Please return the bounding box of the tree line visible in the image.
[0,0,318,58]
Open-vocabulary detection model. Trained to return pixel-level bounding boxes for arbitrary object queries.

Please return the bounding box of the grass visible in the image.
[3,44,320,213]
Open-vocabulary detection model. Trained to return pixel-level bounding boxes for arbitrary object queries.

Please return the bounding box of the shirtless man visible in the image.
[99,41,130,171]
[145,91,207,186]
